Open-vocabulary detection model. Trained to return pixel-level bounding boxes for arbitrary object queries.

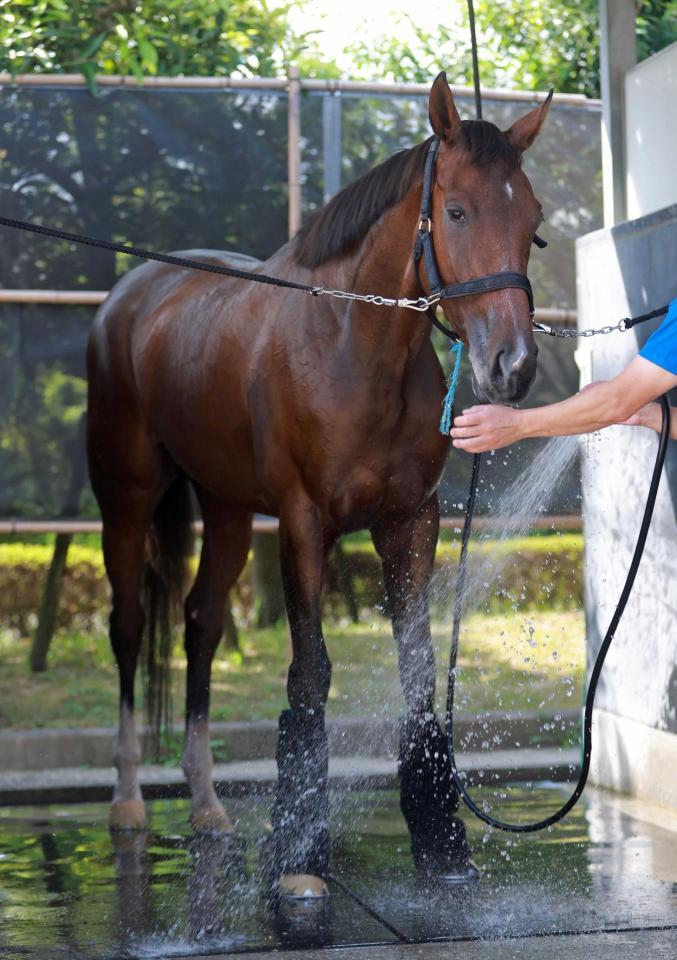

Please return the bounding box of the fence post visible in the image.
[322,92,342,203]
[287,63,302,237]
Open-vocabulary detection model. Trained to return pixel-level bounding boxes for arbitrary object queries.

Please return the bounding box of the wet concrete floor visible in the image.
[0,783,675,958]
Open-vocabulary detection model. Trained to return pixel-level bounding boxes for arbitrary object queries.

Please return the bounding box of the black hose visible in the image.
[445,395,671,832]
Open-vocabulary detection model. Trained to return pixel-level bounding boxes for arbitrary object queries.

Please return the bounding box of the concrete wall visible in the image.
[625,42,677,220]
[576,204,677,808]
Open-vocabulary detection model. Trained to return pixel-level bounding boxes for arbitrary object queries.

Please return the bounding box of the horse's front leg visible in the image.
[272,493,333,900]
[372,495,477,881]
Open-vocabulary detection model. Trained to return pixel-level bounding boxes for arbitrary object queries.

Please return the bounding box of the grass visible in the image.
[0,609,585,731]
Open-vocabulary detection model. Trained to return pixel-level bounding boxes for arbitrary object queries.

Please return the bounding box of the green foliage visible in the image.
[0,534,583,639]
[346,1,677,98]
[0,0,320,81]
[0,541,107,634]
[0,609,585,729]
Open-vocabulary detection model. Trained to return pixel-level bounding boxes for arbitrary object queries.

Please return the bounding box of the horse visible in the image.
[86,71,551,900]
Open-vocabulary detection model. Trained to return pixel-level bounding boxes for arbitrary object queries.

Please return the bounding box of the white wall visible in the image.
[625,41,677,220]
[576,205,677,806]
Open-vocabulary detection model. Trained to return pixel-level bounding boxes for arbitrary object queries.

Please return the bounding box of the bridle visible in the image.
[412,135,542,342]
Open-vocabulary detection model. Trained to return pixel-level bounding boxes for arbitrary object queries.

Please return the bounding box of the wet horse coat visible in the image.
[87,73,551,895]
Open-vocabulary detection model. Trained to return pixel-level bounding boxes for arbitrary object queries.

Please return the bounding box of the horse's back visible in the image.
[88,247,260,384]
[94,248,260,318]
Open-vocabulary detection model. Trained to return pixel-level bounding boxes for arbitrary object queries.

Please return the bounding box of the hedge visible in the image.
[0,534,582,636]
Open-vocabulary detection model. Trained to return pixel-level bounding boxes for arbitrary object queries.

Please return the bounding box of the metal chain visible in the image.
[314,288,638,338]
[533,318,627,339]
[311,286,440,312]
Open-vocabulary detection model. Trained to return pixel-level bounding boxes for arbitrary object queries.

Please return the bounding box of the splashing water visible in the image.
[432,435,580,617]
[357,436,582,727]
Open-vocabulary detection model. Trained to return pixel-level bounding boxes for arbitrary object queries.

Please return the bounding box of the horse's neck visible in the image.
[273,190,428,371]
[340,192,430,370]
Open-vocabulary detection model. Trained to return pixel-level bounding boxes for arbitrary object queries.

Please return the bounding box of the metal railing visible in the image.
[0,71,598,104]
[0,289,577,328]
[0,516,582,536]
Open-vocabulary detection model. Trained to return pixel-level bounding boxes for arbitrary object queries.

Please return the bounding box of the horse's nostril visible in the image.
[498,346,531,382]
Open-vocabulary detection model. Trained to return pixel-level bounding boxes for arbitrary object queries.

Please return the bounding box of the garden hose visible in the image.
[445,394,671,832]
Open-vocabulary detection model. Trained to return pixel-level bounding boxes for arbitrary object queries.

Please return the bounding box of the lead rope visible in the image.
[439,341,464,434]
[444,0,671,833]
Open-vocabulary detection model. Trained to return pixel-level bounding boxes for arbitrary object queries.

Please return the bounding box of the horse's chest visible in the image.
[326,443,442,527]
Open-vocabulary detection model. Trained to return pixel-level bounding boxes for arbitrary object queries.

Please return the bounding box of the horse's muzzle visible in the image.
[472,341,538,405]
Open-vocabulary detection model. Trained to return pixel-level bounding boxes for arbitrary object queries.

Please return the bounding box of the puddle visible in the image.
[0,785,675,958]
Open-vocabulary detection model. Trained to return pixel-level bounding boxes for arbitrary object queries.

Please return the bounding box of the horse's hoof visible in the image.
[190,804,233,836]
[437,858,481,885]
[109,799,147,832]
[278,874,329,900]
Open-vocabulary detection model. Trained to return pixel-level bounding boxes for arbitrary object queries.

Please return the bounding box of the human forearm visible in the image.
[518,381,628,439]
[450,357,677,453]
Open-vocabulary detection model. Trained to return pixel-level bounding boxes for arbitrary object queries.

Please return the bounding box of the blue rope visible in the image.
[439,341,463,435]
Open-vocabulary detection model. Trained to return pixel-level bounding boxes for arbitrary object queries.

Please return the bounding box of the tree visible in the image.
[1,0,318,82]
[0,0,327,657]
[346,0,677,98]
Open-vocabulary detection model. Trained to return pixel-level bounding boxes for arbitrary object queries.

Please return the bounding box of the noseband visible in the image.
[413,136,540,341]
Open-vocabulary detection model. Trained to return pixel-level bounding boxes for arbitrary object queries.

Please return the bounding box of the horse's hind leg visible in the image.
[182,497,252,834]
[372,495,477,881]
[102,503,155,831]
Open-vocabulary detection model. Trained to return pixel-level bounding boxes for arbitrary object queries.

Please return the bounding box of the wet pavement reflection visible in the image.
[0,785,675,958]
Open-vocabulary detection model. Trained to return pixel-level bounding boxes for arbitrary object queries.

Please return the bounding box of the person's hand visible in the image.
[621,401,661,433]
[450,405,524,452]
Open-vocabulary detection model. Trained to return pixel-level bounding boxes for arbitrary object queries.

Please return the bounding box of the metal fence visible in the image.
[0,71,602,525]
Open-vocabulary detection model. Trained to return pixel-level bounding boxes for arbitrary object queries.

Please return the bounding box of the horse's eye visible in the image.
[447,206,466,224]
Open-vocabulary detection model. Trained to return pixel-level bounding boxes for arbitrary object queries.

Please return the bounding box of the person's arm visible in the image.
[450,356,677,453]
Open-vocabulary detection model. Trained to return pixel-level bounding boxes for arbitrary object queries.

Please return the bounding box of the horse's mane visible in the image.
[294,120,520,270]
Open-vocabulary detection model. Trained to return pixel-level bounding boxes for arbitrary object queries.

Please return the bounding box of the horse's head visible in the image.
[426,72,551,405]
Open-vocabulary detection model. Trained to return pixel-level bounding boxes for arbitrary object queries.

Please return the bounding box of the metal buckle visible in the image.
[417,217,432,233]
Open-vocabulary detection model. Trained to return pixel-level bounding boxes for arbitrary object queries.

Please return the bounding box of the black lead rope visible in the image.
[0,215,317,294]
[445,396,671,832]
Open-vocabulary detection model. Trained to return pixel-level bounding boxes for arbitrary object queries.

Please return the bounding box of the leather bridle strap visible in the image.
[413,135,536,325]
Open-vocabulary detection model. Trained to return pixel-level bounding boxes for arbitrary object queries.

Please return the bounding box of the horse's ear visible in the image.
[505,89,554,152]
[429,71,462,141]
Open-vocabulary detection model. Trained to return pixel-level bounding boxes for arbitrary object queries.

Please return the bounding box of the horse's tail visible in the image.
[143,474,194,758]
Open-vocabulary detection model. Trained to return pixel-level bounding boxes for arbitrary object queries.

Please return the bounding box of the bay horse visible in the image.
[87,72,551,899]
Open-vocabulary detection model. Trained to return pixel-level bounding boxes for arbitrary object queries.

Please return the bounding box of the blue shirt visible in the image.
[639,297,677,375]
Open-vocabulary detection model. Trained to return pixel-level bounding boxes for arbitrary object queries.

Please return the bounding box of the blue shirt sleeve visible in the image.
[639,297,677,375]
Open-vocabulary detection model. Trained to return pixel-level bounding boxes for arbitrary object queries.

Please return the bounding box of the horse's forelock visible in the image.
[456,119,521,169]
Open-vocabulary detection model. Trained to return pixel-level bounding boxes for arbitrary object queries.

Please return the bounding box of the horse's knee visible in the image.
[399,642,435,715]
[288,646,332,712]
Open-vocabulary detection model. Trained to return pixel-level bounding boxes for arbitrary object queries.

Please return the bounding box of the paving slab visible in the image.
[206,929,677,959]
[0,784,674,959]
[0,711,580,771]
[0,748,580,805]
[330,785,677,943]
